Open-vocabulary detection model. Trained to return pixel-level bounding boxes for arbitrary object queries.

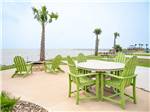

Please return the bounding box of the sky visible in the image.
[1,0,149,49]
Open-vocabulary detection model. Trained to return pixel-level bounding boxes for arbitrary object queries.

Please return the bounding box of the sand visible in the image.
[1,65,150,112]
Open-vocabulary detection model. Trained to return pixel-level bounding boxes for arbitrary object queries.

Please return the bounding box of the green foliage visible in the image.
[0,91,19,112]
[114,32,120,39]
[93,28,102,35]
[114,44,122,52]
[32,5,58,24]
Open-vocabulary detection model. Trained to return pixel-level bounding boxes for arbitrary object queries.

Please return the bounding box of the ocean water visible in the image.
[0,49,101,65]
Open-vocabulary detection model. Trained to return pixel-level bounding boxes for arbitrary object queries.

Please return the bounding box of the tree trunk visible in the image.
[40,23,45,61]
[113,36,116,53]
[113,37,116,48]
[95,35,99,56]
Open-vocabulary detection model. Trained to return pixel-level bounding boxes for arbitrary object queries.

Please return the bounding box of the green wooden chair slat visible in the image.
[67,56,98,104]
[112,52,126,77]
[121,56,137,88]
[115,52,126,63]
[103,56,137,109]
[12,56,33,78]
[44,55,63,73]
[77,53,91,74]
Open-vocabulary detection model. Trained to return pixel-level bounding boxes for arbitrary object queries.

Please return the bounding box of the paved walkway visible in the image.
[136,66,150,91]
[1,65,150,112]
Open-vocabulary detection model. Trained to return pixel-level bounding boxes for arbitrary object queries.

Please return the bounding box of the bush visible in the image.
[0,91,19,112]
[114,44,122,52]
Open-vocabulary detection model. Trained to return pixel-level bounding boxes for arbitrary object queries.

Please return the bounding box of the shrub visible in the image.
[114,44,122,52]
[0,91,19,112]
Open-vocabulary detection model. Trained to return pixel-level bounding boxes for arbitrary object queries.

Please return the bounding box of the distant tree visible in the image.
[138,43,141,48]
[134,44,137,48]
[141,44,143,48]
[93,28,102,56]
[145,44,149,53]
[146,44,149,49]
[114,44,122,52]
[113,32,120,51]
[32,6,58,61]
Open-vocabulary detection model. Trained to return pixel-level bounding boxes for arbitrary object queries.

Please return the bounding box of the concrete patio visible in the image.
[1,65,150,112]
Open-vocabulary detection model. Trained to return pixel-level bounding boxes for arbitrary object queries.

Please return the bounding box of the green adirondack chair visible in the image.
[77,53,87,63]
[12,56,33,78]
[67,56,98,104]
[114,52,126,63]
[102,56,137,109]
[44,55,63,73]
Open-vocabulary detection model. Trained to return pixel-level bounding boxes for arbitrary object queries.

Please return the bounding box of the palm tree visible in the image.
[138,43,141,48]
[113,32,120,49]
[114,44,122,52]
[141,44,143,48]
[146,44,148,49]
[134,44,137,48]
[93,28,102,56]
[32,6,58,61]
[145,44,149,53]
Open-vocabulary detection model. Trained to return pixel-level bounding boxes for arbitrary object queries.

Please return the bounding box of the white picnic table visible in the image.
[77,60,124,72]
[76,60,125,100]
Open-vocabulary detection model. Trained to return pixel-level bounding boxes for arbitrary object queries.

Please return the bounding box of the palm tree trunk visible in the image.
[113,37,116,48]
[95,35,99,56]
[40,23,45,61]
[139,44,140,48]
[113,36,116,53]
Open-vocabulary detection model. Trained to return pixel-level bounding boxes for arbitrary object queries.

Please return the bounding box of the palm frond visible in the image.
[50,12,58,19]
[48,18,52,23]
[114,32,120,38]
[32,7,38,14]
[93,28,102,35]
[41,5,47,13]
[32,5,58,24]
[32,7,41,21]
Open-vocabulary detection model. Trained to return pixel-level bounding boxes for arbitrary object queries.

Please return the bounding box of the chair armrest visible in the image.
[69,72,98,78]
[26,62,33,66]
[103,73,137,79]
[123,74,137,79]
[44,62,52,68]
[27,62,33,64]
[45,61,52,64]
[67,64,76,67]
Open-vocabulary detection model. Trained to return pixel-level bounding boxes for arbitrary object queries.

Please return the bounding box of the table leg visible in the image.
[96,74,100,100]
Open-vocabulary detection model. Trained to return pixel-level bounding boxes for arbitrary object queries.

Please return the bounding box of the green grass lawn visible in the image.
[0,65,15,71]
[0,55,149,71]
[129,53,150,56]
[137,58,150,67]
[86,55,150,67]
